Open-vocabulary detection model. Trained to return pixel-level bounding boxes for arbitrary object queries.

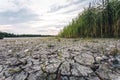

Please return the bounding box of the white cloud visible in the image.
[0,25,13,31]
[0,0,92,35]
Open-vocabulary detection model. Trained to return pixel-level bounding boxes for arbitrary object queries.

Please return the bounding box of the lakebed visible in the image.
[0,37,120,80]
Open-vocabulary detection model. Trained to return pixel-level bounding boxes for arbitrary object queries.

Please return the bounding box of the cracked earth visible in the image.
[0,37,120,80]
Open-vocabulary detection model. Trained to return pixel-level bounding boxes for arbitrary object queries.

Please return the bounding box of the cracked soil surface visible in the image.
[0,37,120,80]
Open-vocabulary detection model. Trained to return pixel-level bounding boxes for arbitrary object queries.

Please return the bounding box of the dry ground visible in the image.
[0,37,120,80]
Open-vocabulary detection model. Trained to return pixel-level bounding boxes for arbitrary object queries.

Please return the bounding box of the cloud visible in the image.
[48,0,91,13]
[62,0,91,14]
[0,0,92,35]
[0,8,39,25]
[0,25,13,31]
[0,0,27,12]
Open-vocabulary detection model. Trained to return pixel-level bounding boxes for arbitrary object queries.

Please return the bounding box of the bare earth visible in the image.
[0,37,120,80]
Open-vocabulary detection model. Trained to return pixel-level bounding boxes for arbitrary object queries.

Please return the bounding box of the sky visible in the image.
[0,0,92,35]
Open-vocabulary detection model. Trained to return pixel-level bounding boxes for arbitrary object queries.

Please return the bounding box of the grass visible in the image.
[59,0,120,38]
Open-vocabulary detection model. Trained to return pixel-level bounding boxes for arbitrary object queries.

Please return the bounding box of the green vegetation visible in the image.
[0,32,17,38]
[59,0,120,38]
[0,31,53,38]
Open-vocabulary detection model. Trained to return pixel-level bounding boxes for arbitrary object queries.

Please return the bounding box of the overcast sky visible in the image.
[0,0,92,35]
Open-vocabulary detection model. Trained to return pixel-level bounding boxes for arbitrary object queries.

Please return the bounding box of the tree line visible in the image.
[59,0,120,38]
[0,31,52,38]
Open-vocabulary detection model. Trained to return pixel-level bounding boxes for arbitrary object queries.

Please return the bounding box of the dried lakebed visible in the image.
[0,37,120,80]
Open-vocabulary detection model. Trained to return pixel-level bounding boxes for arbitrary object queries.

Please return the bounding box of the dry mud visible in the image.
[0,37,120,80]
